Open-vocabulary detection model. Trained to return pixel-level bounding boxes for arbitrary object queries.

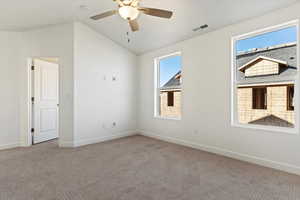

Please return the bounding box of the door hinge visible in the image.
[31,65,35,70]
[31,97,34,102]
[31,128,34,133]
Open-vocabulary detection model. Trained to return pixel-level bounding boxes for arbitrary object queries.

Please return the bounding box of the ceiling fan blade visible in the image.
[129,20,139,32]
[139,7,173,19]
[90,10,117,20]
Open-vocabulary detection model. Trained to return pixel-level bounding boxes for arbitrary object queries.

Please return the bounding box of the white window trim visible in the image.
[231,20,300,135]
[154,51,182,120]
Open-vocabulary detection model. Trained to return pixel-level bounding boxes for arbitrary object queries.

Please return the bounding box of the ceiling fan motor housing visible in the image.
[121,0,134,5]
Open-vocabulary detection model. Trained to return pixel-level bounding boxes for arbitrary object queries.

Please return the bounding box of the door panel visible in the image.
[33,59,59,144]
[41,68,58,100]
[40,108,57,132]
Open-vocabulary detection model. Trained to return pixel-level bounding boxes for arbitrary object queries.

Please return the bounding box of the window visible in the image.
[252,88,267,109]
[232,21,298,131]
[287,85,294,111]
[167,92,174,107]
[155,52,182,119]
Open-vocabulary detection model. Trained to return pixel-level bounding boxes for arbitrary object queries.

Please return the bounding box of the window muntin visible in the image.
[232,22,298,130]
[155,53,182,119]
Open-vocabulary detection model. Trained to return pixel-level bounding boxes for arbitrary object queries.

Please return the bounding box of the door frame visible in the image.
[27,57,60,146]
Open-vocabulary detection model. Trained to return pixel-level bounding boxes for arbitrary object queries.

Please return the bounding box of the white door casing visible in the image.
[33,59,59,144]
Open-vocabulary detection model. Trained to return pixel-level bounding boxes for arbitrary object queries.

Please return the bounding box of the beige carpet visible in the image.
[0,135,300,200]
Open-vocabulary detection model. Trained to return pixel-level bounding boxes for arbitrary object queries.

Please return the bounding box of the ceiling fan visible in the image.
[90,0,173,32]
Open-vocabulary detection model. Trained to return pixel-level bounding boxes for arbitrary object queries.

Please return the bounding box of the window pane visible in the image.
[158,55,182,118]
[252,88,267,110]
[235,26,297,128]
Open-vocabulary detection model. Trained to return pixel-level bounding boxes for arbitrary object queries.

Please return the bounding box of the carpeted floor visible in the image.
[0,135,300,200]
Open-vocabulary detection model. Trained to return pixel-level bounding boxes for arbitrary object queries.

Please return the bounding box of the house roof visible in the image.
[249,114,294,128]
[161,70,181,90]
[236,42,297,85]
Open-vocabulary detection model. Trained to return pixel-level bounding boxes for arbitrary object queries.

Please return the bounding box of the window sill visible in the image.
[231,122,299,135]
[154,116,181,121]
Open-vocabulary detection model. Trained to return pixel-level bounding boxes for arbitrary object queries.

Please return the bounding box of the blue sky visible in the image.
[159,55,181,87]
[236,26,297,52]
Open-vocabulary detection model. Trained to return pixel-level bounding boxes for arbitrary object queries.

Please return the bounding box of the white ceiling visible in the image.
[0,0,298,54]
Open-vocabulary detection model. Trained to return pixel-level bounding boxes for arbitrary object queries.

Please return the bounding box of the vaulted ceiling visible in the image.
[0,0,298,54]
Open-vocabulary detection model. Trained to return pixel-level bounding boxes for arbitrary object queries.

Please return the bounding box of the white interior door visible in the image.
[33,59,59,144]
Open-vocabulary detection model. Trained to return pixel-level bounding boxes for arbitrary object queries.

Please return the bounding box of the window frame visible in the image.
[231,20,299,134]
[154,52,182,120]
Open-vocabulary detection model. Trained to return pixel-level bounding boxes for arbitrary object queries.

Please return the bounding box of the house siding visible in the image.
[245,60,279,77]
[238,85,294,127]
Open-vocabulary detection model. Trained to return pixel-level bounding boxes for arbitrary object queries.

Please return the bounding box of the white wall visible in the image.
[19,23,75,146]
[138,2,300,175]
[0,32,22,149]
[73,22,137,146]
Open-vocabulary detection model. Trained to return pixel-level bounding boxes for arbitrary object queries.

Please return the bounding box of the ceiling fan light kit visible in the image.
[90,0,173,32]
[119,6,139,20]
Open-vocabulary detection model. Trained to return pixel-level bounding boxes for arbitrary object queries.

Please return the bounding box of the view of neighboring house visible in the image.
[237,42,296,127]
[160,71,182,118]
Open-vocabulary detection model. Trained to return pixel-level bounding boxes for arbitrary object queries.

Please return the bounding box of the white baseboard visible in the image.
[0,143,19,150]
[138,130,300,176]
[72,130,138,147]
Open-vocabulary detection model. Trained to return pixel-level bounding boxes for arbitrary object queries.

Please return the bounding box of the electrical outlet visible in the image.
[112,71,120,82]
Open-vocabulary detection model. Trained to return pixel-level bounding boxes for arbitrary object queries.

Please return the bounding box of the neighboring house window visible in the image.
[155,52,182,119]
[167,92,174,107]
[252,88,267,109]
[232,21,298,132]
[287,85,294,111]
